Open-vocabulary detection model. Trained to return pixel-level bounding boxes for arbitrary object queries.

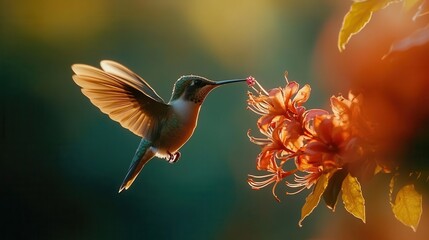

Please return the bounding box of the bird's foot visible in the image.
[167,151,181,164]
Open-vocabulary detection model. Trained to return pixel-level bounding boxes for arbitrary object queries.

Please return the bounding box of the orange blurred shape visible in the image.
[314,3,429,161]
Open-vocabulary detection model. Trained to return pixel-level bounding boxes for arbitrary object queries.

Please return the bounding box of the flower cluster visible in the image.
[245,74,422,227]
[247,74,378,197]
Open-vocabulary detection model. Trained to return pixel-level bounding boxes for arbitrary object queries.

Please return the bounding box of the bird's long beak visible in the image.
[214,78,247,86]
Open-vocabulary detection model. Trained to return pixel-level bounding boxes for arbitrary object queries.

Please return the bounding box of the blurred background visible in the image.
[2,0,428,239]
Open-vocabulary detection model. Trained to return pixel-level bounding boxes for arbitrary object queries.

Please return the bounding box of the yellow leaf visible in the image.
[338,0,398,51]
[389,175,396,203]
[299,173,331,227]
[391,184,422,232]
[323,169,348,211]
[341,174,366,223]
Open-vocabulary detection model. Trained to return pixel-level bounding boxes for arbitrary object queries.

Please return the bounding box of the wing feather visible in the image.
[100,60,165,103]
[72,61,169,138]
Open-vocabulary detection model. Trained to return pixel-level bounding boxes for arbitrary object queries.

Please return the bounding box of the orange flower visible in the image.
[247,75,311,133]
[247,76,317,160]
[247,76,325,200]
[329,93,382,178]
[330,92,373,139]
[248,125,298,171]
[292,115,351,190]
[248,156,295,202]
[246,76,376,200]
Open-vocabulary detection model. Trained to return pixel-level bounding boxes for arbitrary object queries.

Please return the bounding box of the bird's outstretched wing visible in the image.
[72,60,169,138]
[100,60,165,102]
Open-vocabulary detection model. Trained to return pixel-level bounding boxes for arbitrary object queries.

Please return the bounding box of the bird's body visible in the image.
[156,98,200,157]
[71,60,245,192]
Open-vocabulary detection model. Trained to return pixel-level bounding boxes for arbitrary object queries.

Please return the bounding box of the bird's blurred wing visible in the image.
[72,62,169,138]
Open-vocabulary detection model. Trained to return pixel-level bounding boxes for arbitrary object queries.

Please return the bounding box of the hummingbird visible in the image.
[71,60,246,192]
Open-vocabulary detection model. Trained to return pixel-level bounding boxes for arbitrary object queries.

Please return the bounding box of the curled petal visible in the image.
[296,154,322,171]
[269,88,288,114]
[331,95,350,117]
[284,81,300,104]
[292,84,311,110]
[256,151,275,171]
[303,109,330,135]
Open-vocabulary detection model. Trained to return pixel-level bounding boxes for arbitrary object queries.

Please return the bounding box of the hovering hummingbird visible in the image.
[71,60,246,192]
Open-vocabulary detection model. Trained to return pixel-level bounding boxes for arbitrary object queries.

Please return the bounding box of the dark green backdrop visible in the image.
[1,1,332,239]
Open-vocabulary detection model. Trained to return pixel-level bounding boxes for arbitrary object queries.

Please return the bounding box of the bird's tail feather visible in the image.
[118,139,155,193]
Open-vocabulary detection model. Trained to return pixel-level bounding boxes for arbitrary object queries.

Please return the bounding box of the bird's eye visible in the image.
[191,79,202,86]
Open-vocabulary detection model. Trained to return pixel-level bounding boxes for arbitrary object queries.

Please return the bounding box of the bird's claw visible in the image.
[167,151,181,164]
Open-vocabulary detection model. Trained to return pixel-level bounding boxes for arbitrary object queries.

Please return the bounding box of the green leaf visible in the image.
[323,169,348,211]
[341,173,366,223]
[299,173,331,227]
[338,0,398,52]
[391,184,422,232]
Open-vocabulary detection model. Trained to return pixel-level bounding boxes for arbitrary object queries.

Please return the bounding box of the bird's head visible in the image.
[169,75,246,104]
